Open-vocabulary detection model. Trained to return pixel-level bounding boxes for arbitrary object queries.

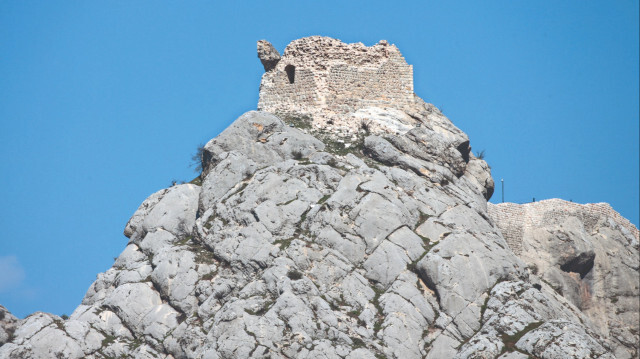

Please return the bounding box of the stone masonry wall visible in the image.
[258,36,414,118]
[488,199,639,255]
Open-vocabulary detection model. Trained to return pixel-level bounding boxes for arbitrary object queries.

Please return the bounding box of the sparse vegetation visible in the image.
[415,211,431,229]
[177,235,193,246]
[274,238,294,250]
[280,197,297,206]
[189,176,202,186]
[278,113,313,130]
[101,334,117,347]
[351,336,366,349]
[201,271,216,281]
[317,194,331,204]
[191,143,206,173]
[299,208,310,223]
[347,309,362,319]
[359,119,372,134]
[407,249,429,274]
[500,321,543,353]
[194,250,216,265]
[475,149,485,160]
[287,269,303,280]
[370,285,386,335]
[292,150,305,160]
[611,296,619,304]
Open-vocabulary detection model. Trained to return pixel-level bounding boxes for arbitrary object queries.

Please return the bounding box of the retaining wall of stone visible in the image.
[488,199,639,255]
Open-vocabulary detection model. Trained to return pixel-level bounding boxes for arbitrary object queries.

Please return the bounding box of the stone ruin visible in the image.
[257,36,420,134]
[489,199,640,256]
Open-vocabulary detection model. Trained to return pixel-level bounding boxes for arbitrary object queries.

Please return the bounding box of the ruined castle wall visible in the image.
[258,67,320,113]
[257,37,415,116]
[325,56,414,112]
[488,199,640,255]
[488,202,526,255]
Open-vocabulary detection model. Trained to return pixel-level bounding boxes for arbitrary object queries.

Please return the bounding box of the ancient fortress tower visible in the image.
[257,36,419,133]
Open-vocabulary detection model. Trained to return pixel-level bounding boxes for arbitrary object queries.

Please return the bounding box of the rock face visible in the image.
[0,306,18,346]
[1,37,637,359]
[489,200,640,359]
[257,40,281,72]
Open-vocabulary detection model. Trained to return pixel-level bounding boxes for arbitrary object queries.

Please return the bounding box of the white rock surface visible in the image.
[1,37,636,359]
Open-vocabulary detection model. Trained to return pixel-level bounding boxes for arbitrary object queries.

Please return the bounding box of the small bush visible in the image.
[201,271,216,281]
[287,269,303,280]
[61,314,69,320]
[347,309,361,319]
[359,119,372,134]
[292,150,305,160]
[351,337,366,349]
[475,150,486,160]
[101,334,116,347]
[191,143,206,173]
[274,238,293,250]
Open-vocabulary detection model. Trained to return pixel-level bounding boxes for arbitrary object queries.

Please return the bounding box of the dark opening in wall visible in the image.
[285,65,295,84]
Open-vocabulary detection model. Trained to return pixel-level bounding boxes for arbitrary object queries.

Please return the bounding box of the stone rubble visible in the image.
[1,36,637,359]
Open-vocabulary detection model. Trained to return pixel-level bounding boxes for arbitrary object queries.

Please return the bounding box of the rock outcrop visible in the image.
[1,36,637,359]
[489,200,639,359]
[0,306,18,347]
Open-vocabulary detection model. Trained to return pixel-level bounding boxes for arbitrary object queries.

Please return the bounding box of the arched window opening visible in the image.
[285,65,295,84]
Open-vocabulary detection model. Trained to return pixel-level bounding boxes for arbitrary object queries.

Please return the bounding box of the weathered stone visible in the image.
[257,40,281,72]
[2,36,635,359]
[490,199,639,358]
[0,305,18,346]
[124,183,200,240]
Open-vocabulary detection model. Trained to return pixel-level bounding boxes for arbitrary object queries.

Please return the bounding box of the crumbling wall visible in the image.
[488,199,639,255]
[257,36,414,116]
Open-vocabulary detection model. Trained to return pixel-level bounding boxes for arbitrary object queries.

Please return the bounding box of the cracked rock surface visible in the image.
[1,37,637,359]
[489,201,640,359]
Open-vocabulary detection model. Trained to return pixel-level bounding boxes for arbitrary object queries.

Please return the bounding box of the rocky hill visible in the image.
[1,36,637,359]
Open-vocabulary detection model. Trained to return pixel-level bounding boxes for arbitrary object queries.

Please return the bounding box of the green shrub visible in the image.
[287,269,303,280]
[191,143,206,173]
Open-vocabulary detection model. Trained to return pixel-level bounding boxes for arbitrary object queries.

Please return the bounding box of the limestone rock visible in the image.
[257,40,281,72]
[0,306,18,346]
[2,36,636,359]
[489,200,639,358]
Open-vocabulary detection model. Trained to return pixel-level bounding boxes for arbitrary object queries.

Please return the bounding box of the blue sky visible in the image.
[1,1,637,318]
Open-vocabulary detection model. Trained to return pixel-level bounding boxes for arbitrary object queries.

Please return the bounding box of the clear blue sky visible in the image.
[1,1,637,319]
